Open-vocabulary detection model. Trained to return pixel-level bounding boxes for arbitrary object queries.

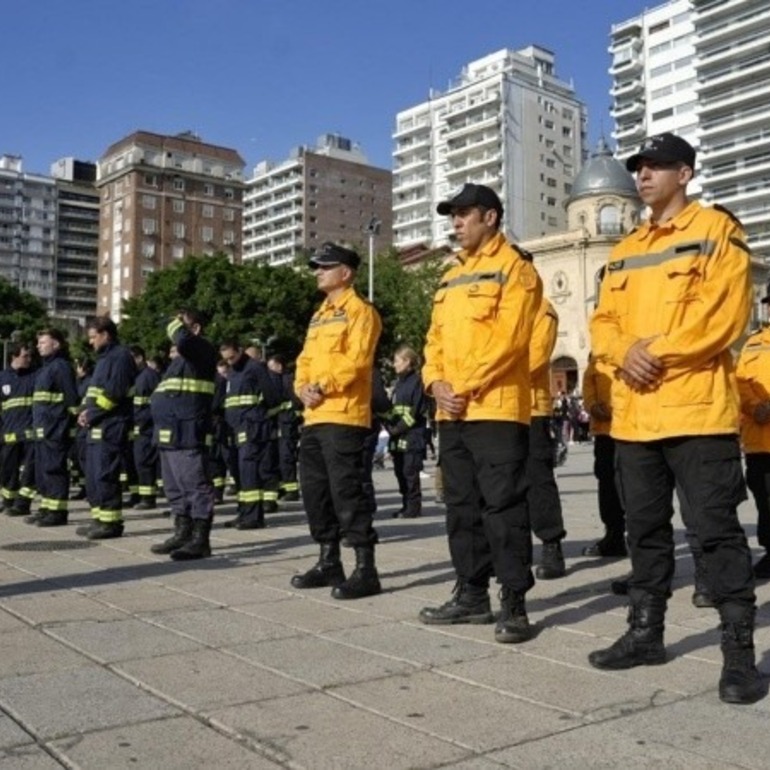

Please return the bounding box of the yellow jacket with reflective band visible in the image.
[736,326,770,453]
[295,286,381,428]
[590,201,751,441]
[530,297,558,417]
[423,232,542,423]
[581,356,615,437]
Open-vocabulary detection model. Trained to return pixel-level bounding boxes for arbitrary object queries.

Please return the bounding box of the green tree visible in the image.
[0,276,50,345]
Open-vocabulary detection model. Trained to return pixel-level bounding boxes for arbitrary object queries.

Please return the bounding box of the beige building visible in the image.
[521,140,770,394]
[96,131,245,319]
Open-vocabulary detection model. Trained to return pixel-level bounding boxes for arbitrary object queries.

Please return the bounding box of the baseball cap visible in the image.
[437,183,504,218]
[308,242,361,270]
[625,133,696,172]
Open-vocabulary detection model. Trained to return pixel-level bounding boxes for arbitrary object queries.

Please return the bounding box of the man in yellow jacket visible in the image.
[589,132,762,704]
[291,242,382,600]
[736,294,770,579]
[419,183,542,644]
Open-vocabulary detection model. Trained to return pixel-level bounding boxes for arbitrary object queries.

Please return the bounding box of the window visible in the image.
[546,196,556,207]
[142,195,156,209]
[202,204,214,218]
[544,120,555,130]
[142,241,155,258]
[223,229,234,245]
[172,244,184,259]
[224,187,234,199]
[173,178,185,191]
[204,183,214,196]
[547,178,557,188]
[142,218,156,235]
[223,207,234,221]
[546,158,556,168]
[144,174,157,187]
[173,199,185,213]
[173,222,185,239]
[201,226,214,242]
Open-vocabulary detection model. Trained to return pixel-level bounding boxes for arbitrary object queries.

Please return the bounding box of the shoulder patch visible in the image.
[607,260,624,272]
[519,265,538,290]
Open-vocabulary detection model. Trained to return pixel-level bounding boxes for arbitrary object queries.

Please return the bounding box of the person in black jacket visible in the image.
[28,329,79,526]
[77,317,136,539]
[387,345,427,519]
[0,343,36,517]
[149,309,218,560]
[219,339,282,529]
[267,354,302,503]
[70,356,93,502]
[130,345,161,510]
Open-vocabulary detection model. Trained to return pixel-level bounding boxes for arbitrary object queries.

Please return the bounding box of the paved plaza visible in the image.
[0,443,768,768]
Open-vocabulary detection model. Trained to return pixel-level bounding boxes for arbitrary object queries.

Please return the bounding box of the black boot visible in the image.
[419,581,494,625]
[150,516,193,554]
[589,593,667,669]
[86,520,125,540]
[36,510,68,527]
[691,552,715,608]
[582,530,627,558]
[291,542,346,589]
[170,518,212,561]
[133,497,156,511]
[536,540,566,580]
[331,546,381,600]
[718,604,765,704]
[495,586,532,643]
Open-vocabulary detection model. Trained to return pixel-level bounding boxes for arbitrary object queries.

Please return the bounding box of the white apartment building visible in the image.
[242,134,392,266]
[610,0,770,259]
[0,155,57,310]
[392,46,587,249]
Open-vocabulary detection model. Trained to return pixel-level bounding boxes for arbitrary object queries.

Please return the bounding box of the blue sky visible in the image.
[4,0,651,176]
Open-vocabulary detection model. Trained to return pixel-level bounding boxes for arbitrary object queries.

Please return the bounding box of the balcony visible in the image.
[611,78,644,97]
[611,100,645,120]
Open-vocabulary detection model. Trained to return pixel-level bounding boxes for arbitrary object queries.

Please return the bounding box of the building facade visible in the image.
[392,46,587,250]
[96,131,245,319]
[242,134,392,266]
[0,155,57,310]
[609,0,770,259]
[50,158,99,322]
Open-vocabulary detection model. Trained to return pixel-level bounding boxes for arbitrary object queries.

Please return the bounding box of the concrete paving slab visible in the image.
[0,714,34,750]
[0,591,127,625]
[0,666,178,739]
[50,715,282,769]
[0,746,64,770]
[0,609,34,634]
[152,576,292,606]
[207,690,471,769]
[117,648,310,710]
[330,669,579,752]
[45,618,203,663]
[83,582,211,614]
[0,629,87,676]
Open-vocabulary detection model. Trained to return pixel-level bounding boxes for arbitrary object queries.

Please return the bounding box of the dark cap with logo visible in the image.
[437,183,504,218]
[625,132,696,172]
[309,241,361,270]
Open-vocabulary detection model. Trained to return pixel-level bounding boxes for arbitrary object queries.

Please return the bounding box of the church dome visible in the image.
[567,138,638,204]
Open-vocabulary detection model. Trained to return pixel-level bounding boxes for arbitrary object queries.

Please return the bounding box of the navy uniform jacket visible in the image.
[33,353,79,443]
[387,369,427,453]
[84,342,136,436]
[224,355,281,445]
[151,321,218,450]
[0,365,36,444]
[133,365,161,435]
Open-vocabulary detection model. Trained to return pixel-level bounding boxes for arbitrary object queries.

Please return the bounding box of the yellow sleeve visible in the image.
[736,346,770,416]
[530,299,558,378]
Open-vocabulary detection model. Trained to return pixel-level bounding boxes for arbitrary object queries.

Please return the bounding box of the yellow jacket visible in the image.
[590,201,751,441]
[581,356,615,436]
[530,297,559,417]
[295,286,382,428]
[736,327,770,453]
[423,232,542,422]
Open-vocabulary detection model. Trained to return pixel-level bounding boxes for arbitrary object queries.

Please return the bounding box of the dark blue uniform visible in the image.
[32,352,78,520]
[84,341,136,527]
[132,364,161,506]
[276,370,302,500]
[0,364,36,514]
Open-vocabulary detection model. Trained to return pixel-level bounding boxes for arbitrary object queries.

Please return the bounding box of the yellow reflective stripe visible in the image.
[156,377,215,395]
[87,386,117,411]
[133,396,151,405]
[2,396,33,410]
[137,485,155,496]
[158,429,172,444]
[262,490,279,502]
[95,508,122,522]
[281,481,299,492]
[224,394,263,408]
[238,490,261,503]
[33,392,64,403]
[40,497,68,511]
[19,487,35,499]
[3,433,18,443]
[91,428,103,440]
[167,317,184,340]
[34,427,44,438]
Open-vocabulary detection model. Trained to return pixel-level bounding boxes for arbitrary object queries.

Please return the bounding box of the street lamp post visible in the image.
[366,217,381,302]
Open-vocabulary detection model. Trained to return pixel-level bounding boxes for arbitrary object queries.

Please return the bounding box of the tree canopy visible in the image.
[0,277,50,344]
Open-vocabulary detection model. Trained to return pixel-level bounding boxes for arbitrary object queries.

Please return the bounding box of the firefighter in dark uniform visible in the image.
[0,343,36,517]
[261,361,284,514]
[77,317,136,539]
[208,359,231,504]
[70,357,93,502]
[387,345,427,519]
[219,339,281,529]
[267,354,301,502]
[29,329,79,526]
[130,345,160,510]
[150,309,218,560]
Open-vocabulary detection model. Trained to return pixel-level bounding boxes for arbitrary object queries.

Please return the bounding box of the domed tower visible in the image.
[566,137,641,237]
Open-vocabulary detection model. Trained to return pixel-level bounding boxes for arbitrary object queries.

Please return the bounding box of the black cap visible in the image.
[309,242,361,270]
[761,281,770,304]
[625,132,696,172]
[437,183,503,219]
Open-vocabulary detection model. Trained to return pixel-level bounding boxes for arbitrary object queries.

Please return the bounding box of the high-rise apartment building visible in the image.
[392,46,587,249]
[609,0,770,259]
[0,155,57,310]
[50,158,99,322]
[242,134,392,266]
[96,131,245,319]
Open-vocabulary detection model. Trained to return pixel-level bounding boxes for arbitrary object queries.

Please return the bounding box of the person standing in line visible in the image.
[130,345,161,511]
[526,295,568,579]
[418,183,542,644]
[290,242,382,600]
[0,343,36,518]
[588,132,763,704]
[387,345,427,519]
[28,329,79,526]
[77,317,136,539]
[736,290,770,579]
[149,309,218,561]
[267,354,302,502]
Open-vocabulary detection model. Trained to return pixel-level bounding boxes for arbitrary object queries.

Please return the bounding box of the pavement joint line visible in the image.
[0,700,70,768]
